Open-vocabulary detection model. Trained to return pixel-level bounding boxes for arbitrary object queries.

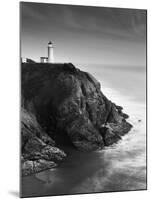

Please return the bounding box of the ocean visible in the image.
[21,64,146,197]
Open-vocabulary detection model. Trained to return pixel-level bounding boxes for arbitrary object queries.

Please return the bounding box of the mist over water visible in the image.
[77,63,146,103]
[22,64,146,197]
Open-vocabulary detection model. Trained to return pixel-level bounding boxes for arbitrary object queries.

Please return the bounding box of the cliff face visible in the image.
[21,108,66,176]
[21,63,132,175]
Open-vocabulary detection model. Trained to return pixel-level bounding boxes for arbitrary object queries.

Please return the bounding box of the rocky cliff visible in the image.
[21,63,132,176]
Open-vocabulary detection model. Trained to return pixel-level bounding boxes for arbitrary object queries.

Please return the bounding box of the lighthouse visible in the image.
[48,41,54,63]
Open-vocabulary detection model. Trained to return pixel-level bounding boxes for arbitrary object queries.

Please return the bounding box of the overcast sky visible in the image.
[20,2,146,66]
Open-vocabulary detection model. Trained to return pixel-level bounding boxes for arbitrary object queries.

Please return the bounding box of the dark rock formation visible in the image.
[21,157,57,176]
[21,62,132,175]
[21,108,66,176]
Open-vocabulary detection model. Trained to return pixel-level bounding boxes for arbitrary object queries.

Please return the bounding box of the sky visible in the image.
[20,2,146,66]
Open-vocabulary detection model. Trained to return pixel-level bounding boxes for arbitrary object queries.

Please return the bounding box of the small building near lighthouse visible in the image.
[40,57,48,63]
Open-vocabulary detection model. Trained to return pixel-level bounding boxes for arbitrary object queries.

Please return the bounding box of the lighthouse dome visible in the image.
[48,41,53,45]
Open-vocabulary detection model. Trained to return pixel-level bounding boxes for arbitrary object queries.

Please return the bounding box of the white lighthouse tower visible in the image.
[48,41,54,63]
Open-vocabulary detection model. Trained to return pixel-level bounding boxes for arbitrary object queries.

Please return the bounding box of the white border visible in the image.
[0,0,150,199]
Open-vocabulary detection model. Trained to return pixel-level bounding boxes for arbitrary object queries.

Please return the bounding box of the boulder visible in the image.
[21,159,57,176]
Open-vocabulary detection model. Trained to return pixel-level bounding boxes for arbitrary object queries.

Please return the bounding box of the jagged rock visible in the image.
[66,116,104,151]
[21,159,57,176]
[99,127,121,146]
[41,145,67,161]
[106,121,132,136]
[21,63,132,152]
[21,107,66,176]
[21,108,55,147]
[103,128,121,146]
